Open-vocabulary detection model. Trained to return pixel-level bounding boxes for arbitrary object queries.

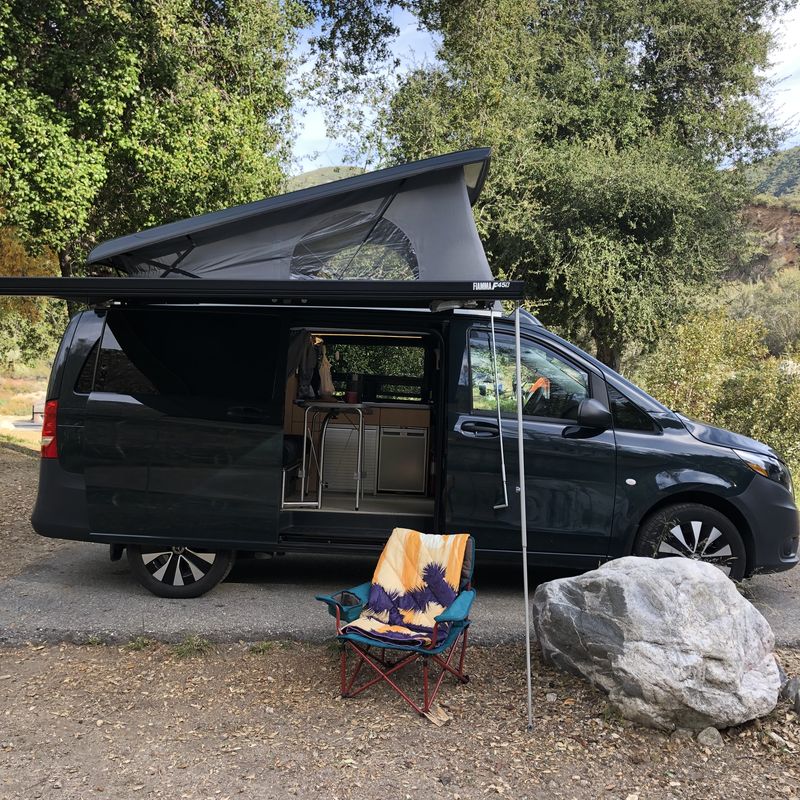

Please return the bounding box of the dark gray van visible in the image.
[3,150,797,596]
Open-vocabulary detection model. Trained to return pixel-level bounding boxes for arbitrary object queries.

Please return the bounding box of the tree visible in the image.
[321,0,793,368]
[0,0,306,279]
[0,226,66,368]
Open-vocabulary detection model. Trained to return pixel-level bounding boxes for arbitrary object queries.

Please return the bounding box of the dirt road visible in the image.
[1,444,798,648]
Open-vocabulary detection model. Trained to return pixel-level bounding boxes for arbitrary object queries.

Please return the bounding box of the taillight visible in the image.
[41,399,58,459]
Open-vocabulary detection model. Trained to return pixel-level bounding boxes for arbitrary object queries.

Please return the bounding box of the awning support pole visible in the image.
[515,303,534,731]
[490,309,509,510]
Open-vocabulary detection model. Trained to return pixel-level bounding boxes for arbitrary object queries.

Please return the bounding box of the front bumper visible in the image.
[731,473,799,574]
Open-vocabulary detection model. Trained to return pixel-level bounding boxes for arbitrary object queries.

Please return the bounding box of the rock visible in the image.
[532,556,780,731]
[545,692,557,703]
[697,727,725,750]
[780,675,799,702]
[795,692,800,715]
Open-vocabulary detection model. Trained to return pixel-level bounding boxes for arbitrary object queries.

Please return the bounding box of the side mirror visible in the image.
[576,398,612,430]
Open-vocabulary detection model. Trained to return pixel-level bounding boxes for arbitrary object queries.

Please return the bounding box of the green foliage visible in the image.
[172,635,215,659]
[328,0,793,367]
[248,640,276,654]
[634,311,767,422]
[723,271,800,355]
[331,343,424,379]
[124,636,155,652]
[0,298,66,370]
[634,311,800,476]
[0,228,65,369]
[715,353,800,475]
[0,0,305,273]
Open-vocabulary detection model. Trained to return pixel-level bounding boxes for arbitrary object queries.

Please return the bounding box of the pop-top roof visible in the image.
[88,149,494,284]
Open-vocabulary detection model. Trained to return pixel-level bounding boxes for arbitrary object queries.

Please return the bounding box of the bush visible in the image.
[633,312,800,477]
[724,271,800,356]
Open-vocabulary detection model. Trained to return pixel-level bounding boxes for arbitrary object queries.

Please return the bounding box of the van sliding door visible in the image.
[83,307,284,547]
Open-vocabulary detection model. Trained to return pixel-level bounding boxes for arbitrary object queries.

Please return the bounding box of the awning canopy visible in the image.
[88,149,494,283]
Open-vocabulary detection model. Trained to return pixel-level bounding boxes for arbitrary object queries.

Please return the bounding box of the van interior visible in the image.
[279,328,439,532]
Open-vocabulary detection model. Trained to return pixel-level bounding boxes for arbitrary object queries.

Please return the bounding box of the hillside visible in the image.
[742,203,800,273]
[738,146,800,277]
[286,165,363,192]
[750,145,800,202]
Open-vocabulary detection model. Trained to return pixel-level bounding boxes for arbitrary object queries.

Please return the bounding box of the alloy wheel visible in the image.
[140,547,218,587]
[656,520,736,576]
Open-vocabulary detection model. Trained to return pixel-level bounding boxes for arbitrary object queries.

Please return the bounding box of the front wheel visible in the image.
[633,503,747,580]
[127,545,235,598]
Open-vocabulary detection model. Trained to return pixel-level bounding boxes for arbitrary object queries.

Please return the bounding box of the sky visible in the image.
[291,6,800,173]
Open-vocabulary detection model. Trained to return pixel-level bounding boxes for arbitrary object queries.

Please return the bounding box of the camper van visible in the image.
[2,150,796,597]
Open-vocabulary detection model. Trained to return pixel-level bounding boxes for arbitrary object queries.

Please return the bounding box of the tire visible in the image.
[127,545,235,598]
[633,503,747,580]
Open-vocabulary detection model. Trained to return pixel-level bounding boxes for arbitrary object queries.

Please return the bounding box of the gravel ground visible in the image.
[2,442,800,799]
[0,643,798,800]
[0,445,65,579]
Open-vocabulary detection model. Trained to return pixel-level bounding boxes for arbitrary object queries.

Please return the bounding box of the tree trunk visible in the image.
[591,318,621,371]
[58,249,79,317]
[594,339,621,371]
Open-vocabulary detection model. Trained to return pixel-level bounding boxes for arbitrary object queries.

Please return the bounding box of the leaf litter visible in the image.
[0,642,797,800]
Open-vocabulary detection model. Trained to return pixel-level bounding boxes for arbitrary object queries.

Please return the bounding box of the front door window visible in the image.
[468,331,589,421]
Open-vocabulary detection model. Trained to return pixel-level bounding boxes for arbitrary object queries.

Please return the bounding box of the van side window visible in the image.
[92,308,280,404]
[469,331,589,421]
[74,341,100,394]
[95,326,157,395]
[608,386,656,432]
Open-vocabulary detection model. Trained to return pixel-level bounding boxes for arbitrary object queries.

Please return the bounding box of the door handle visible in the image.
[460,420,500,438]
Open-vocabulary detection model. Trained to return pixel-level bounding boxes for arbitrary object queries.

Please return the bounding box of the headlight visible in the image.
[734,449,794,494]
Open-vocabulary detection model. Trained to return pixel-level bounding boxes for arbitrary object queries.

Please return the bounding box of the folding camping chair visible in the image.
[316,528,475,716]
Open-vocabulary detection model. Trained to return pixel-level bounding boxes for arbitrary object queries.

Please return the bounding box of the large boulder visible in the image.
[532,556,780,730]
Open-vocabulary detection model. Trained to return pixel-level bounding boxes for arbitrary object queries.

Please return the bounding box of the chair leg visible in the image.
[423,658,430,712]
[338,631,471,717]
[458,627,469,681]
[340,644,347,696]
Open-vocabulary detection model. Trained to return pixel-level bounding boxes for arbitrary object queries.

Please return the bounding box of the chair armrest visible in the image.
[435,589,476,625]
[315,582,371,623]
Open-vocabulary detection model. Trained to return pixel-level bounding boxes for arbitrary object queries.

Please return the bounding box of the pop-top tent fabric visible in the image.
[87,149,494,284]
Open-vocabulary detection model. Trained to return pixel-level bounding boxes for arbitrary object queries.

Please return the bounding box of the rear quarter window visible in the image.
[88,308,281,404]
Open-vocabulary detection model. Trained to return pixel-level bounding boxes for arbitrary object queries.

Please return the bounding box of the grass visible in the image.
[248,641,276,654]
[0,433,39,452]
[84,635,104,646]
[125,636,154,652]
[172,635,215,659]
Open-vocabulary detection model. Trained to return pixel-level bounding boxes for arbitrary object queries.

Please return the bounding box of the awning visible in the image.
[0,277,524,308]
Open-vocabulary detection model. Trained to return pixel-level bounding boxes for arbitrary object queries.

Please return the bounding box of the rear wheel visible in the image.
[633,503,747,580]
[127,545,235,598]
